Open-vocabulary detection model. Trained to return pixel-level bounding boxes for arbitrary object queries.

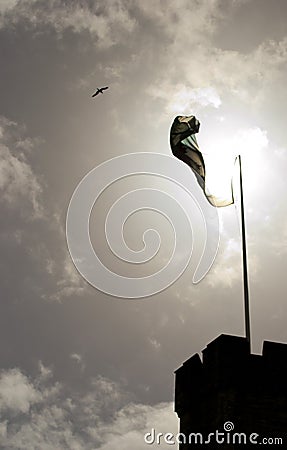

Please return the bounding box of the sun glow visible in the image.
[203,127,268,202]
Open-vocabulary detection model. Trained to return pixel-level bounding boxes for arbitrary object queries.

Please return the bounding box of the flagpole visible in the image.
[238,155,251,352]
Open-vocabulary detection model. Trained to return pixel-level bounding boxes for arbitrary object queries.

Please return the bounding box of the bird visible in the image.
[92,87,109,97]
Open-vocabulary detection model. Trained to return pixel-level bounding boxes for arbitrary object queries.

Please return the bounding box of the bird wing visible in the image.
[92,91,100,97]
[102,86,109,90]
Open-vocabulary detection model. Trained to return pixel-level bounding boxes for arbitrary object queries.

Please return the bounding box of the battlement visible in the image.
[174,334,287,445]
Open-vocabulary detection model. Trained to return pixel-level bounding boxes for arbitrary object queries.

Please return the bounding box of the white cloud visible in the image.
[2,1,286,112]
[0,144,43,217]
[47,253,86,301]
[142,3,287,112]
[0,116,43,218]
[0,116,88,304]
[0,367,178,450]
[0,369,41,414]
[95,402,177,450]
[148,337,161,351]
[0,0,136,48]
[70,353,85,372]
[138,0,227,40]
[38,362,53,381]
[148,84,221,115]
[150,38,287,113]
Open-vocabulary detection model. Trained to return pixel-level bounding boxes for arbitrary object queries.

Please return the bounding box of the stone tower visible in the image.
[174,334,287,449]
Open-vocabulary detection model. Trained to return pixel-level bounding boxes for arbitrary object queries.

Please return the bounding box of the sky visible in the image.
[1,0,287,448]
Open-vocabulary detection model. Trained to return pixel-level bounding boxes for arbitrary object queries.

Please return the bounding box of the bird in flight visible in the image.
[92,87,109,97]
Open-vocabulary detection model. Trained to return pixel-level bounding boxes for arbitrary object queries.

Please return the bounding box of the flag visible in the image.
[170,115,234,207]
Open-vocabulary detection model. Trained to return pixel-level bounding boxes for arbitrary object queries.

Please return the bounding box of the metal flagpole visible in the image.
[238,155,251,352]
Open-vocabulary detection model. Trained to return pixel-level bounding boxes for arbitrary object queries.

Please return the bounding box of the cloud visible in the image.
[47,253,85,302]
[149,37,287,114]
[0,145,42,217]
[70,353,85,372]
[3,1,285,113]
[0,116,86,303]
[0,117,43,219]
[95,402,177,450]
[0,0,18,14]
[0,369,41,414]
[148,84,221,115]
[137,1,287,113]
[0,0,136,48]
[137,0,228,40]
[1,4,287,447]
[0,366,178,450]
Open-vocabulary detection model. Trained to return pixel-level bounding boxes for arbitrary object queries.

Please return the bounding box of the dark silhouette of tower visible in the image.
[174,334,287,449]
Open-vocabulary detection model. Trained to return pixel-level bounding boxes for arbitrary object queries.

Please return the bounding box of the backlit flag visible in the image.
[170,115,234,207]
